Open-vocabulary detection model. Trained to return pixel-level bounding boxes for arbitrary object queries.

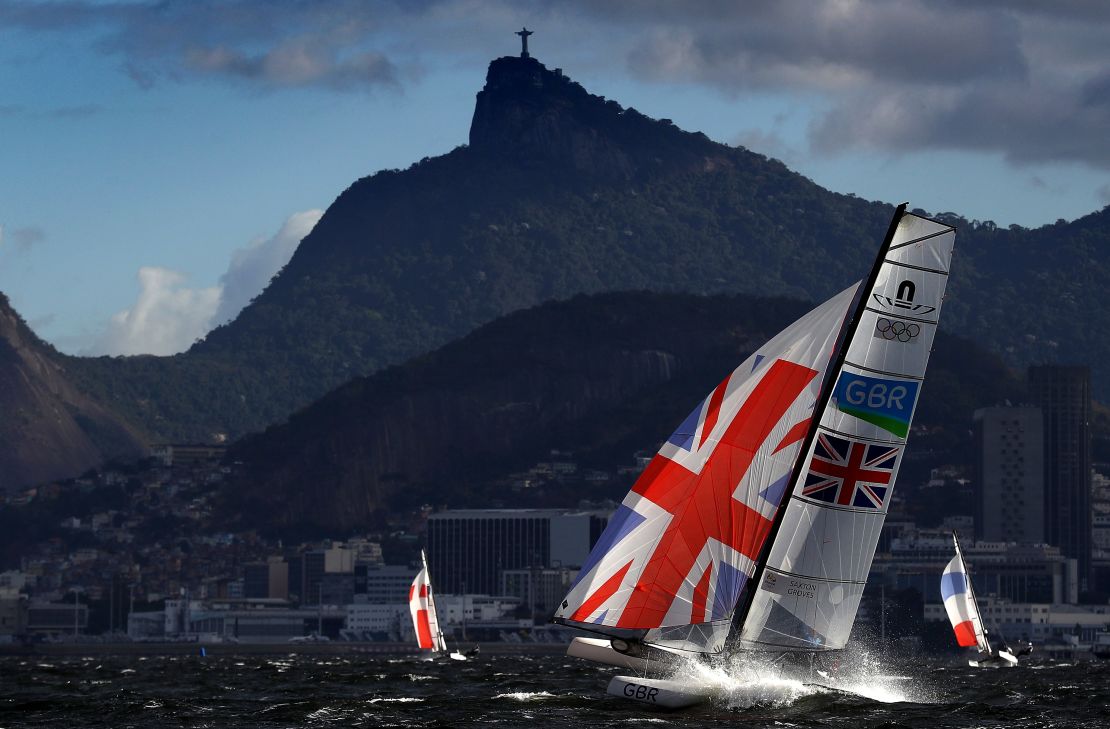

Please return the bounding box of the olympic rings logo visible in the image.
[874,317,920,343]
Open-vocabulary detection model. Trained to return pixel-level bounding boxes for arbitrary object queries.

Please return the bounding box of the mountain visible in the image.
[220,291,1022,533]
[0,294,147,492]
[4,51,1109,489]
[66,54,1109,441]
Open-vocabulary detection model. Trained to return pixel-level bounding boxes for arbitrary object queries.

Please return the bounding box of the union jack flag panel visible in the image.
[801,433,900,510]
[553,284,861,647]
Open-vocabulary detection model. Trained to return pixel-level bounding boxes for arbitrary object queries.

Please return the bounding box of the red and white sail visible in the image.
[942,534,990,653]
[410,550,447,652]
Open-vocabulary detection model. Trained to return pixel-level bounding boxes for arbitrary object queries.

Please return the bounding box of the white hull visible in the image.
[448,651,468,662]
[970,649,1018,668]
[566,637,669,672]
[606,675,712,709]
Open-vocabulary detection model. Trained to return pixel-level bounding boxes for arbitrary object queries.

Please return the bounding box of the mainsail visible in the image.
[555,205,955,655]
[409,550,448,652]
[942,533,991,653]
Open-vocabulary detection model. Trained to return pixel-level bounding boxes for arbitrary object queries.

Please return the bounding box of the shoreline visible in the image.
[0,641,572,657]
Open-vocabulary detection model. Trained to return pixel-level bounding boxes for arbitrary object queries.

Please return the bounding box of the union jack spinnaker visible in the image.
[554,205,956,655]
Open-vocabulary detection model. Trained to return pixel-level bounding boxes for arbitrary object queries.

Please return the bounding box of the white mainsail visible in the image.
[409,550,448,652]
[555,205,955,657]
[737,208,954,651]
[942,533,990,653]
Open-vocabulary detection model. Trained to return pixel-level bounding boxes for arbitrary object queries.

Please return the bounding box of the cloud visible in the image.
[0,0,408,92]
[88,267,221,356]
[0,225,46,255]
[213,209,323,325]
[86,210,320,356]
[553,0,1110,170]
[2,0,1109,168]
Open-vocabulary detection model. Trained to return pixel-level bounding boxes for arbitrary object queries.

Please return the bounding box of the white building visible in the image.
[344,603,407,639]
[925,597,1110,646]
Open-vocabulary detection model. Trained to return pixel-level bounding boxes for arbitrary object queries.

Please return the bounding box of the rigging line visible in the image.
[888,226,953,251]
[882,259,950,275]
[728,203,908,647]
[791,492,893,515]
[863,306,938,326]
[841,359,926,381]
[814,423,902,446]
[762,565,866,585]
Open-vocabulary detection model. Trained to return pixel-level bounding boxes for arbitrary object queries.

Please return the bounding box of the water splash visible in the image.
[661,645,939,708]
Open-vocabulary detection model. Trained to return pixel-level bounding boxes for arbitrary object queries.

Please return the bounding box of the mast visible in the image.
[953,531,990,654]
[730,204,909,641]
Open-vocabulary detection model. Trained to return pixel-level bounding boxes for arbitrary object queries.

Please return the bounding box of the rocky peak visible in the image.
[0,291,147,493]
[468,55,725,180]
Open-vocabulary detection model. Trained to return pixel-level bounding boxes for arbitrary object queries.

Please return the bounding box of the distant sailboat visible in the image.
[410,550,468,661]
[942,532,1029,667]
[553,204,955,706]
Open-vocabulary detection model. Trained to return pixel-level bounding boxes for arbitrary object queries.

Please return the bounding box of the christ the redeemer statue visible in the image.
[516,27,533,58]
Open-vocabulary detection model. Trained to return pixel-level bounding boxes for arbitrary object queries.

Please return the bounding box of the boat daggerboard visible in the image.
[736,208,955,651]
[942,534,991,653]
[553,205,954,655]
[410,550,448,652]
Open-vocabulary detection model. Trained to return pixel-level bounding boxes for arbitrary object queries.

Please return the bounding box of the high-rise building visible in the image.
[243,557,289,600]
[1029,365,1092,587]
[426,509,609,595]
[291,547,357,605]
[974,406,1044,544]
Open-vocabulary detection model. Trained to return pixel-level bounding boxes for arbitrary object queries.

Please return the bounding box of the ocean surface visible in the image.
[2,648,1108,728]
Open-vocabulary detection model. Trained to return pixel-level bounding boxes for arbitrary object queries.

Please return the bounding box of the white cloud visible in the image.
[214,209,322,326]
[89,267,221,356]
[87,209,321,356]
[0,224,45,255]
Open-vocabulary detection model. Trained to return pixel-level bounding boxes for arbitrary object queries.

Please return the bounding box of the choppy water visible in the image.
[1,649,1108,728]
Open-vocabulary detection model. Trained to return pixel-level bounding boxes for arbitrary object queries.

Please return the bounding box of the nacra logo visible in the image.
[873,279,936,316]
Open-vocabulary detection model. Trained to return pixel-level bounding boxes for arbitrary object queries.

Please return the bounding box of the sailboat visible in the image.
[553,204,955,707]
[409,550,468,661]
[942,532,1028,667]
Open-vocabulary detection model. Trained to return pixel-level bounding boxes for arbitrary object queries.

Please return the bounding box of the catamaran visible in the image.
[942,532,1029,667]
[553,204,955,707]
[409,550,469,661]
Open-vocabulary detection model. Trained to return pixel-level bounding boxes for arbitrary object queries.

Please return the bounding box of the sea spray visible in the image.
[662,643,939,708]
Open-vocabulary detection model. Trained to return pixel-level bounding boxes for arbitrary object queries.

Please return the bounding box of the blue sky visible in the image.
[2,1,1109,355]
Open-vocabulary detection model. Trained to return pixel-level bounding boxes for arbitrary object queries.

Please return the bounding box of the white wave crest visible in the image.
[494,691,557,701]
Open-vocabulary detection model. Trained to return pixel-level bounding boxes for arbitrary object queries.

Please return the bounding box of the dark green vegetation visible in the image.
[222,290,1023,533]
[2,55,1107,493]
[56,56,1110,444]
